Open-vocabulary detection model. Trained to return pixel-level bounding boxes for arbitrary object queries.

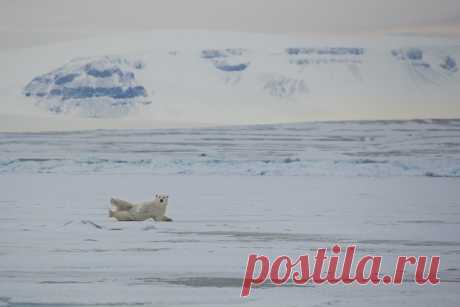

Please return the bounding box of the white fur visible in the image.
[109,193,172,222]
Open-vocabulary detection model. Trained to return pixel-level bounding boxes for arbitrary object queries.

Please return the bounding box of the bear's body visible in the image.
[109,194,172,222]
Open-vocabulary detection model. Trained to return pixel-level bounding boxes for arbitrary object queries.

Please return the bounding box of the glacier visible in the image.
[19,42,460,119]
[0,31,455,128]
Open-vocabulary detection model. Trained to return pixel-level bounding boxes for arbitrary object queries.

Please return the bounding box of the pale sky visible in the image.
[1,0,459,49]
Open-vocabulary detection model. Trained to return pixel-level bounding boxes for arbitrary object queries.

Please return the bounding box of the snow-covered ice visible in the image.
[0,120,459,306]
[1,119,459,177]
[0,174,459,306]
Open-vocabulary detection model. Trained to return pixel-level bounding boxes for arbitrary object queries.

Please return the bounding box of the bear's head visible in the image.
[155,193,169,205]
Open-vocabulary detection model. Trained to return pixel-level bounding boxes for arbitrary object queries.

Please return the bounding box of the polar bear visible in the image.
[109,193,172,222]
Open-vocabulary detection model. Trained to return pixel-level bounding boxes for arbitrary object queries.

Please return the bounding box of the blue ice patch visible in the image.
[286,47,364,56]
[405,48,423,60]
[440,56,457,72]
[85,66,122,78]
[215,63,249,72]
[201,50,227,59]
[50,86,147,100]
[54,73,79,85]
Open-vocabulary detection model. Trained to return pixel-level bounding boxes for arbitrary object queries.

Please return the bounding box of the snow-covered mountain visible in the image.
[23,57,151,117]
[0,31,459,129]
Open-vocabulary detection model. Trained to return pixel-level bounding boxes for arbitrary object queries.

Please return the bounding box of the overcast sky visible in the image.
[0,0,459,49]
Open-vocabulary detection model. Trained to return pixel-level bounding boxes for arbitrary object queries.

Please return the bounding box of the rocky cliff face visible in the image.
[24,57,150,117]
